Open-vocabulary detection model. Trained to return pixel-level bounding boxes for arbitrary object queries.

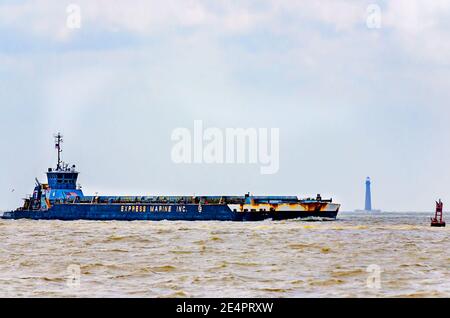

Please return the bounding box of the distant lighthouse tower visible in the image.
[365,177,372,211]
[355,177,380,212]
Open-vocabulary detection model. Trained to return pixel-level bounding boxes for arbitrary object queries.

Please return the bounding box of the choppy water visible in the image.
[0,212,448,297]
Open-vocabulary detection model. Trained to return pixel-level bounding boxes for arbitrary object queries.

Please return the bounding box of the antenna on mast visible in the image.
[54,132,63,170]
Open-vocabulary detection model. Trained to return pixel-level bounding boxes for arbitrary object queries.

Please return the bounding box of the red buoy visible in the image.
[431,200,446,227]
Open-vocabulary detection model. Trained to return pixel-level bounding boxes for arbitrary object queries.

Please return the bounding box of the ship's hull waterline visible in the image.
[2,203,340,221]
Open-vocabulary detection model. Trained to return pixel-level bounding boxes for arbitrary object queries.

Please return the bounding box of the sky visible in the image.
[1,0,450,211]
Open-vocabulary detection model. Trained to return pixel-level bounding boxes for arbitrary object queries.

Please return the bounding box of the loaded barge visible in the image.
[2,134,340,221]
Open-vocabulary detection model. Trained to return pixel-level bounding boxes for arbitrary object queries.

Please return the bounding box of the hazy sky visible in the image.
[1,0,450,211]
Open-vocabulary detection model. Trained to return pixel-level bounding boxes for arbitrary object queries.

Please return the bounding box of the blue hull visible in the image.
[2,204,338,221]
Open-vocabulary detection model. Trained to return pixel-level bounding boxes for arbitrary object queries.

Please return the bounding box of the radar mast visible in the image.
[54,132,63,171]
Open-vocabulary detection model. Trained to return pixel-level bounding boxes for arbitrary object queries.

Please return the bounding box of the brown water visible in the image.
[0,212,448,297]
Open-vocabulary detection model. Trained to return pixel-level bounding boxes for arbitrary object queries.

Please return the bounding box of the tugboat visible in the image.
[2,133,340,221]
[431,200,446,227]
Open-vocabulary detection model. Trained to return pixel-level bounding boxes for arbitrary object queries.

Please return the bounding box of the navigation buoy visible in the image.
[431,200,446,227]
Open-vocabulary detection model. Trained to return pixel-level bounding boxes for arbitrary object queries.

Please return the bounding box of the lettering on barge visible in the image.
[120,205,187,213]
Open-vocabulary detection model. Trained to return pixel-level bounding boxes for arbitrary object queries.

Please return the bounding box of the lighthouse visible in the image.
[365,177,372,211]
[355,177,381,212]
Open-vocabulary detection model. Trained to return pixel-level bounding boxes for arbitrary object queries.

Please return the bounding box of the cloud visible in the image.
[0,0,257,39]
[1,0,449,66]
[383,0,450,65]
